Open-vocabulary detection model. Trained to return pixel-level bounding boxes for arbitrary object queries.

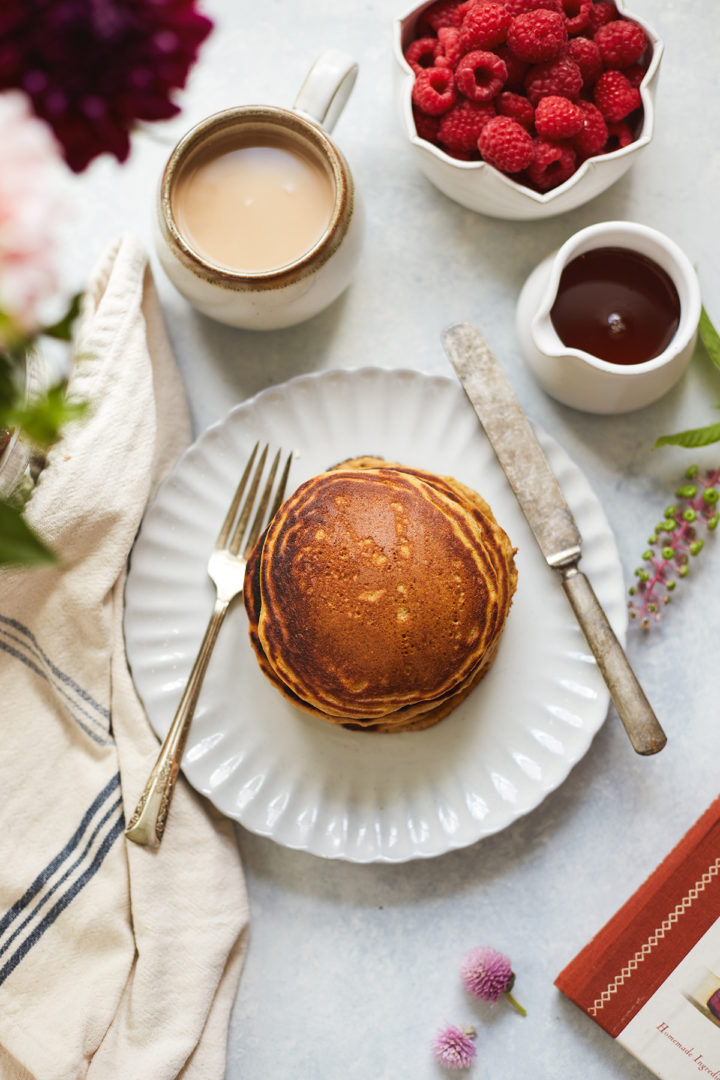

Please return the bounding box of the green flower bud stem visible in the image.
[503,990,527,1017]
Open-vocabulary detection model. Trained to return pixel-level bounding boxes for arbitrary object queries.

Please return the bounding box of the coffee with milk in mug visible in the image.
[154,49,364,330]
[172,131,336,274]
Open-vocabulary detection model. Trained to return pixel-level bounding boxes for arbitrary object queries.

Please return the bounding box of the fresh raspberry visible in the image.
[572,98,607,156]
[594,19,648,68]
[605,119,634,150]
[506,10,568,63]
[504,0,562,13]
[534,94,583,137]
[527,137,577,188]
[412,105,442,143]
[588,1,617,33]
[459,2,511,50]
[565,36,603,84]
[623,62,646,88]
[593,69,641,121]
[496,90,535,128]
[494,44,530,88]
[524,55,582,104]
[405,37,440,74]
[420,0,469,31]
[479,115,534,172]
[455,49,508,101]
[436,26,463,69]
[438,98,496,152]
[561,0,592,35]
[412,66,458,115]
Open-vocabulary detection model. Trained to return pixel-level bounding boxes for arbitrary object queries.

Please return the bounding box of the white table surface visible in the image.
[63,1,720,1076]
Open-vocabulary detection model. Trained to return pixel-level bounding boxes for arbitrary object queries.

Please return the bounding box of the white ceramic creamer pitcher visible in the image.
[516,221,701,414]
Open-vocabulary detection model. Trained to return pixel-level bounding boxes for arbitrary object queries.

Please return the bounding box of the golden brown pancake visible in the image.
[243,457,517,733]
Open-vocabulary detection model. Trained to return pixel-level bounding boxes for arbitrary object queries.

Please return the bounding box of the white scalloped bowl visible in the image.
[392,0,663,220]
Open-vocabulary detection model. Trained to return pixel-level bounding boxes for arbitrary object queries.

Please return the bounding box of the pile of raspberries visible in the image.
[405,0,650,192]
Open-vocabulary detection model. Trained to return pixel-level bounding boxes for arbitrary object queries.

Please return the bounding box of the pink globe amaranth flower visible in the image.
[461,945,512,1001]
[461,946,526,1014]
[431,1025,477,1070]
[0,0,213,173]
[0,90,64,345]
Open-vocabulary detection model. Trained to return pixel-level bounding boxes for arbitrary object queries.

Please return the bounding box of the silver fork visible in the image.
[125,442,293,848]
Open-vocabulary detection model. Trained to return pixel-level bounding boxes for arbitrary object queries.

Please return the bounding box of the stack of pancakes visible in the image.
[243,457,517,732]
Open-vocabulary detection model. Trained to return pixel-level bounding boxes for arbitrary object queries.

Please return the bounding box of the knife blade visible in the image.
[442,321,666,756]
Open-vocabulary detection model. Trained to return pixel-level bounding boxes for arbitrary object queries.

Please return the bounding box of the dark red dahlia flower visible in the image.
[0,0,213,172]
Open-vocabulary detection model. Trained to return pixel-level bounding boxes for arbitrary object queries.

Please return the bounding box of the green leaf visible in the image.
[0,349,25,411]
[0,499,56,566]
[42,293,83,342]
[0,311,24,351]
[655,421,720,449]
[700,305,720,371]
[5,383,89,448]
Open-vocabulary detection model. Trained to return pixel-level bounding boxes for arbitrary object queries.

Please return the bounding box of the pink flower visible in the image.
[0,90,64,345]
[629,466,720,628]
[431,1025,477,1070]
[0,0,213,173]
[461,946,526,1014]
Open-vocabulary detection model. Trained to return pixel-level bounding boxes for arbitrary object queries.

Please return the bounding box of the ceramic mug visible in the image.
[154,50,363,330]
[516,221,701,414]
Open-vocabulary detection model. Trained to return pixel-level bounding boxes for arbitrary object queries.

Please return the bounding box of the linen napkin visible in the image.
[0,235,248,1080]
[556,793,720,1079]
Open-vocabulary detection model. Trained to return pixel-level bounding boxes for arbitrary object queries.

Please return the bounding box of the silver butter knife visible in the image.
[442,321,667,756]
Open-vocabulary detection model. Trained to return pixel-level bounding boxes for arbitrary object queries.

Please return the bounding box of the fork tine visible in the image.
[234,447,281,557]
[215,441,259,550]
[226,442,268,555]
[267,450,293,523]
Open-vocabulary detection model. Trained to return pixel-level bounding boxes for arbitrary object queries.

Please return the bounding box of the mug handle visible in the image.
[293,49,358,133]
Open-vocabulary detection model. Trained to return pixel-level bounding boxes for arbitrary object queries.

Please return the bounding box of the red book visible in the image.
[556,794,720,1079]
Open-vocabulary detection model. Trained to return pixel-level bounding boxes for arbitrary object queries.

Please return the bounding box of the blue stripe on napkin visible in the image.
[0,616,112,745]
[0,774,124,987]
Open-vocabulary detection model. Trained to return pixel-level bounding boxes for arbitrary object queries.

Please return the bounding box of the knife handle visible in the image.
[560,566,667,755]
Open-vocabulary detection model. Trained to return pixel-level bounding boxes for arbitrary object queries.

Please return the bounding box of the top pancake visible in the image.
[252,458,517,721]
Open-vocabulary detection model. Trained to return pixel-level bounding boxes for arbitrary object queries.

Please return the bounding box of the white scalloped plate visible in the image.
[124,368,626,862]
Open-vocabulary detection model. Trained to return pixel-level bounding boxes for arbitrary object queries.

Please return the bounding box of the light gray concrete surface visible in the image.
[63,2,720,1076]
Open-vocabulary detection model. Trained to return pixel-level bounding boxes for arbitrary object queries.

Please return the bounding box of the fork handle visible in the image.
[124,598,230,847]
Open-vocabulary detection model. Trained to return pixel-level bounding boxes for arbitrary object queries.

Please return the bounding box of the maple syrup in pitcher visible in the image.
[549,246,681,366]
